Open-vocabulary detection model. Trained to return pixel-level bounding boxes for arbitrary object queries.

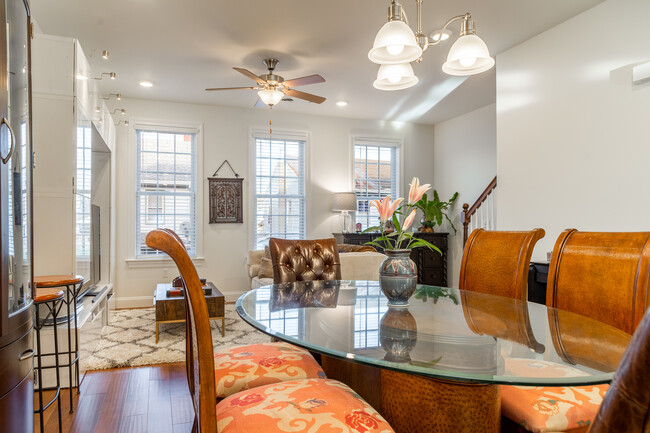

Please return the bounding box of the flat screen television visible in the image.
[78,204,101,299]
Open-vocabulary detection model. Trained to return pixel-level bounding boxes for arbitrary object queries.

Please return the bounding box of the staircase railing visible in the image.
[462,176,497,246]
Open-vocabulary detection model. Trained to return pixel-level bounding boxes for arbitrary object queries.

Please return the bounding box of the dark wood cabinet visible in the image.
[0,0,34,431]
[335,232,448,286]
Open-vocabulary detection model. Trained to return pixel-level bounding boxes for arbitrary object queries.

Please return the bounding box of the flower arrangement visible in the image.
[363,177,442,254]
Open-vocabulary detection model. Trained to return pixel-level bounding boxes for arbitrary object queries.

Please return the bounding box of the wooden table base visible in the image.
[381,370,500,433]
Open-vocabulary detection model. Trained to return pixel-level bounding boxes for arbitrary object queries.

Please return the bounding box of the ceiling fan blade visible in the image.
[205,86,257,91]
[233,67,265,85]
[284,89,326,104]
[254,98,266,108]
[283,74,325,87]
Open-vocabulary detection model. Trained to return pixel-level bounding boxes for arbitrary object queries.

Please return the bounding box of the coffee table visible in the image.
[154,282,225,343]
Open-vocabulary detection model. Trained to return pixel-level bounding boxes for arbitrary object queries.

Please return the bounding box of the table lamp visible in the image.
[332,192,357,233]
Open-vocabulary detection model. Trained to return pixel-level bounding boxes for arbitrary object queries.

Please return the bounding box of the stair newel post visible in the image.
[462,203,470,246]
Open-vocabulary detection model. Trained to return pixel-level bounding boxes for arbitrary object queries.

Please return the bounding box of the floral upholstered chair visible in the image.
[146,229,395,433]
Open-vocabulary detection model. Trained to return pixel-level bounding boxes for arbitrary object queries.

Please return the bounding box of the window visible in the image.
[354,139,400,230]
[253,133,306,250]
[135,128,197,258]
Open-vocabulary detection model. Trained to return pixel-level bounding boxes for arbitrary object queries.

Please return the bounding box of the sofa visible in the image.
[246,246,386,289]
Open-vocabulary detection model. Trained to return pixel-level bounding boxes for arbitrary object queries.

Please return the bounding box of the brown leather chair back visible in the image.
[146,229,217,432]
[547,229,650,334]
[459,228,545,300]
[269,238,342,283]
[590,308,650,432]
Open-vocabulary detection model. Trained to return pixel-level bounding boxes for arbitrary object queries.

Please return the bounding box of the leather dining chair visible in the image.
[268,237,342,283]
[501,229,650,433]
[589,306,650,432]
[459,228,546,299]
[147,229,325,401]
[145,229,395,433]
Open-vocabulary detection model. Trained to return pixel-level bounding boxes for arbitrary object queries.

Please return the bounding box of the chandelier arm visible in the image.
[423,13,470,50]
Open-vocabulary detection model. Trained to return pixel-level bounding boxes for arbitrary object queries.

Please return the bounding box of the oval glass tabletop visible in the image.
[236,280,631,386]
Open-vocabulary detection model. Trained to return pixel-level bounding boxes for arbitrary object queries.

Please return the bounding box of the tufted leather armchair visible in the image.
[268,238,342,283]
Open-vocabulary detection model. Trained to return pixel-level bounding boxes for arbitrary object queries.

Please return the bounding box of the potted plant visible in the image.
[414,189,459,233]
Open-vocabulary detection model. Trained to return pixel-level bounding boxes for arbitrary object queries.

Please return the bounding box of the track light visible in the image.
[102,93,122,101]
[116,120,129,126]
[111,108,126,115]
[93,72,116,80]
[102,50,110,60]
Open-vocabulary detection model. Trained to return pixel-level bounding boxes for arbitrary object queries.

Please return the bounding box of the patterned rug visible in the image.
[82,303,270,370]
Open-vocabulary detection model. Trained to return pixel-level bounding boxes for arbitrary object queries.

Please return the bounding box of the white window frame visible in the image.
[126,119,204,266]
[249,127,310,250]
[351,136,403,230]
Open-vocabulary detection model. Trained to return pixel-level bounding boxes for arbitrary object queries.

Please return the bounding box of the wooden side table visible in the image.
[153,282,225,343]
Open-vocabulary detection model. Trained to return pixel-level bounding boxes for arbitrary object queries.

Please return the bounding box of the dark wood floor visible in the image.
[37,363,194,433]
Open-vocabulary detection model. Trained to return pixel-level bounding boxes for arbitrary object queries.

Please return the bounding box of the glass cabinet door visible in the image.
[2,0,31,317]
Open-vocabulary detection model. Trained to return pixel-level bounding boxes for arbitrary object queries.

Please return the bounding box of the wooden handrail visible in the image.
[462,176,497,245]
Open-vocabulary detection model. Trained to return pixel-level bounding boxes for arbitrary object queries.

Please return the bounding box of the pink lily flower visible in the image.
[371,196,404,223]
[403,209,417,231]
[408,177,431,205]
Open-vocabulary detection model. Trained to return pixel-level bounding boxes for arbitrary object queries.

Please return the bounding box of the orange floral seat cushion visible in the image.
[501,359,609,432]
[214,342,326,398]
[217,378,395,433]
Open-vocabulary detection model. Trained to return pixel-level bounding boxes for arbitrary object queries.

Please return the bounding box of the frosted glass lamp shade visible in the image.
[442,34,495,76]
[368,20,423,65]
[257,89,284,106]
[373,63,419,91]
[332,192,358,212]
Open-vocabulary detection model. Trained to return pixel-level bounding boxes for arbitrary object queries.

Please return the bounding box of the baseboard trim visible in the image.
[115,290,248,309]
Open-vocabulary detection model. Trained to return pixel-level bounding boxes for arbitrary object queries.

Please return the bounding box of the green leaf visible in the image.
[392,213,401,233]
[407,239,442,254]
[409,357,442,368]
[362,226,382,233]
[365,241,386,249]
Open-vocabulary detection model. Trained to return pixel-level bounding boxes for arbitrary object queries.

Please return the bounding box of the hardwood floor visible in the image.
[37,363,194,433]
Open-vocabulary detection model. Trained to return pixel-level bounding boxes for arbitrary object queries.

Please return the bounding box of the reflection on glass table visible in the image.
[236,280,631,386]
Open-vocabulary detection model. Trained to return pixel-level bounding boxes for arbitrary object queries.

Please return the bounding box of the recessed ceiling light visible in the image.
[336,101,348,107]
[139,80,153,88]
[429,29,452,42]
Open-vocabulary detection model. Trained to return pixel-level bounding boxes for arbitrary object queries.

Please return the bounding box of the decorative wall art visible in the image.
[208,160,243,224]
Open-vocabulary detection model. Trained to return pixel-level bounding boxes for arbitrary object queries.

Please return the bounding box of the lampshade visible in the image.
[442,34,495,76]
[373,63,419,91]
[257,89,284,106]
[368,20,423,65]
[332,192,357,212]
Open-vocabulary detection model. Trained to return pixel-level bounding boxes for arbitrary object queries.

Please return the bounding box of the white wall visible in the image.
[497,0,650,260]
[433,104,497,287]
[112,98,435,306]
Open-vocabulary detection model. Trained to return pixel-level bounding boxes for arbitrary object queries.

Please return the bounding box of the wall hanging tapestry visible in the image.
[209,160,243,223]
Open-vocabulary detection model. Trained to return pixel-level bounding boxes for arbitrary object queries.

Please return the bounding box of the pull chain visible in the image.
[269,106,273,138]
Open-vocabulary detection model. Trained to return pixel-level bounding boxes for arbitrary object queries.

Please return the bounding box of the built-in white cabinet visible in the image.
[31,34,115,287]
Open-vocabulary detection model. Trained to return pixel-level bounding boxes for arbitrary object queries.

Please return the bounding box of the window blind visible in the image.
[253,135,306,250]
[354,140,400,230]
[135,129,197,257]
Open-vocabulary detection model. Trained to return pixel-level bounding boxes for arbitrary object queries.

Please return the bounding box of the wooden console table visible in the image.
[333,232,448,286]
[153,282,225,343]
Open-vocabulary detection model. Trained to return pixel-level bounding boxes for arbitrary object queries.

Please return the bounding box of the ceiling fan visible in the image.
[205,58,326,107]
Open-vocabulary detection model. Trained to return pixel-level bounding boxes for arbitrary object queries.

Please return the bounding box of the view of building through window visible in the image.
[354,140,400,230]
[253,136,306,250]
[135,129,197,257]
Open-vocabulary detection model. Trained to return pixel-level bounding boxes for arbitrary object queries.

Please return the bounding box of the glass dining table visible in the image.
[236,280,631,433]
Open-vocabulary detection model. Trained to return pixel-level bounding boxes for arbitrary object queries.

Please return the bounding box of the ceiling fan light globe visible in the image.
[258,89,284,106]
[373,63,418,91]
[442,34,494,76]
[368,20,422,64]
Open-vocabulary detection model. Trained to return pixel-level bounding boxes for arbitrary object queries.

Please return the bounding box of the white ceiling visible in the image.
[30,0,603,125]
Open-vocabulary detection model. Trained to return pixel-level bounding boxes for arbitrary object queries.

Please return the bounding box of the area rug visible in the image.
[82,303,270,370]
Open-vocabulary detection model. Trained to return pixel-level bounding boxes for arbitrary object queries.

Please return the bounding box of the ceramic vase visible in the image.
[379,249,417,307]
[379,308,418,362]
